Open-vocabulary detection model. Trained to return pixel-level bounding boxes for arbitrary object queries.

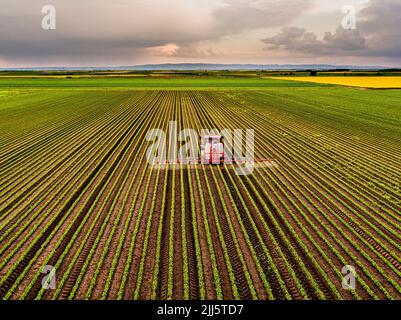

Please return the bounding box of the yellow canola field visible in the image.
[278,76,401,88]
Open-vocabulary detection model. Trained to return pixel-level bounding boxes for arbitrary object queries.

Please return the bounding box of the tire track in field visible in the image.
[21,110,150,299]
[204,166,252,299]
[220,169,288,299]
[76,92,167,300]
[243,174,335,299]
[156,169,172,299]
[281,154,401,290]
[182,168,200,299]
[55,140,143,300]
[5,93,162,299]
[197,168,233,299]
[206,90,396,300]
[0,97,136,238]
[189,168,217,299]
[172,170,184,299]
[136,169,166,299]
[199,91,330,299]
[0,99,149,299]
[269,168,367,299]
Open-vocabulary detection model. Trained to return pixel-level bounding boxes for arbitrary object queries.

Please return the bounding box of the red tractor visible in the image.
[200,135,224,164]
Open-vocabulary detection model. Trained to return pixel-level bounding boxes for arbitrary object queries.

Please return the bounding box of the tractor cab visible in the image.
[201,135,224,164]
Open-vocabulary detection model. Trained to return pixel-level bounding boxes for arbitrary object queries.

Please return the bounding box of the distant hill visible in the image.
[0,63,392,71]
[119,63,390,71]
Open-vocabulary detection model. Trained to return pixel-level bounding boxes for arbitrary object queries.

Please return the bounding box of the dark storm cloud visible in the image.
[213,0,311,34]
[358,0,401,57]
[0,0,310,65]
[262,26,366,55]
[262,0,401,58]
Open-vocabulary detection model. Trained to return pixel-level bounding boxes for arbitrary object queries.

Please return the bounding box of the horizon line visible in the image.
[0,62,398,71]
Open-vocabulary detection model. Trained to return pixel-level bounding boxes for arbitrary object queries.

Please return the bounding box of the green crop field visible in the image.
[0,74,400,300]
[0,76,326,89]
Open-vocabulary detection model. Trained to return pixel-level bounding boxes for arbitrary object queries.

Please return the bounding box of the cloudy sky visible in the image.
[0,0,400,67]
